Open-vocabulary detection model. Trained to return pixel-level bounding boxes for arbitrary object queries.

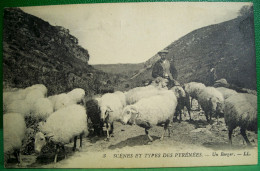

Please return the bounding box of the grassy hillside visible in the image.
[93,63,144,76]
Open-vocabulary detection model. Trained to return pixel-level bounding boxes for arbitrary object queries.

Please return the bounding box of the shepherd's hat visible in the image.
[158,49,169,55]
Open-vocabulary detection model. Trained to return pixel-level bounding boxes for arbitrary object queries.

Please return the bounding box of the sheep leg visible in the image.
[105,123,111,141]
[110,122,114,137]
[13,150,19,163]
[18,149,22,164]
[174,111,178,121]
[73,136,77,151]
[54,145,60,163]
[62,145,67,159]
[145,128,153,142]
[187,108,192,121]
[228,129,233,145]
[205,112,209,122]
[179,110,182,123]
[106,128,110,140]
[80,133,83,148]
[240,129,251,146]
[160,119,170,140]
[198,104,201,111]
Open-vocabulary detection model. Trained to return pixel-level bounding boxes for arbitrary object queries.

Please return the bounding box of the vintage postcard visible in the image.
[2,2,258,168]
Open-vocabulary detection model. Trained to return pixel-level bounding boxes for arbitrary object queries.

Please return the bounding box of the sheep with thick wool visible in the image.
[4,113,26,164]
[5,99,31,117]
[4,84,47,115]
[48,88,85,112]
[67,88,86,105]
[31,98,54,121]
[171,86,192,122]
[25,89,45,106]
[99,91,126,140]
[3,89,27,112]
[197,87,224,122]
[24,84,47,97]
[216,87,238,100]
[125,85,162,105]
[150,77,169,89]
[121,90,177,141]
[34,104,88,163]
[184,82,206,109]
[48,93,73,111]
[224,93,257,146]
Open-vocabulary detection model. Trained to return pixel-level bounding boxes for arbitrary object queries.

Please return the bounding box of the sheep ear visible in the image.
[45,133,54,142]
[130,106,138,114]
[107,106,113,112]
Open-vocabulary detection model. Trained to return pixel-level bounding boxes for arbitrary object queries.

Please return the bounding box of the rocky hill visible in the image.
[128,6,256,90]
[3,8,113,96]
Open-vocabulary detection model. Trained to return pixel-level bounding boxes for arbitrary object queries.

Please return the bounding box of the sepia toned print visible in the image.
[2,2,257,168]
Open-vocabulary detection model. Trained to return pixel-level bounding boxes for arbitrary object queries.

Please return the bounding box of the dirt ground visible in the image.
[5,103,258,168]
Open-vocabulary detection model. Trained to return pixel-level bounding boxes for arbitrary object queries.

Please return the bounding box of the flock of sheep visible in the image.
[3,78,258,165]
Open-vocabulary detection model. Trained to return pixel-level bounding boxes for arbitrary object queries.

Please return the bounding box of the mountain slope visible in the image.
[130,8,256,90]
[93,63,144,76]
[3,8,110,95]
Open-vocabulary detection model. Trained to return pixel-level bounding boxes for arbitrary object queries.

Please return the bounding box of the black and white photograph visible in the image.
[2,2,258,168]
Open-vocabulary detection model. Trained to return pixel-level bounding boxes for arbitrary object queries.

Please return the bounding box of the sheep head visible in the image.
[100,106,113,122]
[34,132,54,154]
[121,106,139,125]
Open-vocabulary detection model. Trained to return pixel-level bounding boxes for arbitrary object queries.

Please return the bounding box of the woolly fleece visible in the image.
[4,113,26,153]
[197,87,224,113]
[224,93,257,131]
[99,92,125,122]
[67,88,85,104]
[38,104,88,144]
[216,87,238,100]
[31,98,54,120]
[122,90,177,125]
[184,82,206,99]
[125,85,162,105]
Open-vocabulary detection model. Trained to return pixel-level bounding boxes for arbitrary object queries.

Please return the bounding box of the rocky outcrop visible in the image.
[3,8,104,95]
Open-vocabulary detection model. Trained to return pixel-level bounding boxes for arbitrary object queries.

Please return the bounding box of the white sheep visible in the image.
[197,87,224,122]
[184,82,206,109]
[3,89,27,113]
[216,87,238,100]
[31,98,54,121]
[121,90,177,141]
[25,89,45,106]
[24,84,47,97]
[4,113,26,164]
[3,89,26,105]
[125,85,162,105]
[4,89,45,117]
[67,88,85,105]
[5,99,31,117]
[34,104,88,163]
[49,93,73,111]
[99,91,126,140]
[114,91,126,107]
[224,93,257,146]
[3,84,47,114]
[150,77,169,89]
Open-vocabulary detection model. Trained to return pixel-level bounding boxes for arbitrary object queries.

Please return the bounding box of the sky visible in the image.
[21,2,251,64]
